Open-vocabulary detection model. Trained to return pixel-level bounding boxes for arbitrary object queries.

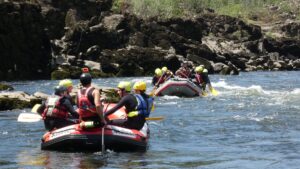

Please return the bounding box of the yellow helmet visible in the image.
[155,68,162,76]
[133,81,146,91]
[195,66,204,73]
[203,69,208,74]
[117,81,132,92]
[162,66,168,72]
[59,79,73,88]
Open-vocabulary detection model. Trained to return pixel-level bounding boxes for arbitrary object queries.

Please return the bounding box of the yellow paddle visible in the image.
[31,104,41,113]
[149,86,157,97]
[145,116,164,121]
[210,87,219,96]
[201,90,208,97]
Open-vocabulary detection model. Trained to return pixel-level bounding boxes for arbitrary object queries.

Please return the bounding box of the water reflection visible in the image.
[17,149,154,169]
[17,150,108,168]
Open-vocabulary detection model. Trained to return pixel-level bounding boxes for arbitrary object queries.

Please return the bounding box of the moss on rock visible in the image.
[0,83,14,91]
[51,70,70,80]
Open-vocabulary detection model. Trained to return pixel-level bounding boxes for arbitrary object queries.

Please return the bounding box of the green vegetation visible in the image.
[0,83,14,91]
[113,0,300,21]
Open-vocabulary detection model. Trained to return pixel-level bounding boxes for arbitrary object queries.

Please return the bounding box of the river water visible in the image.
[1,71,300,169]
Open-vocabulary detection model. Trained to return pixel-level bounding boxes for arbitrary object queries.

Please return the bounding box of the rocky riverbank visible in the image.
[0,0,299,82]
[0,83,118,110]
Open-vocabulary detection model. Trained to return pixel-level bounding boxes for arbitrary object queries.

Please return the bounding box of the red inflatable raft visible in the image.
[41,104,149,152]
[154,78,202,97]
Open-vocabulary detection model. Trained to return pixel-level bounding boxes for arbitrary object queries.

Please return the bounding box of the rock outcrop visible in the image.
[1,0,300,81]
[0,85,119,110]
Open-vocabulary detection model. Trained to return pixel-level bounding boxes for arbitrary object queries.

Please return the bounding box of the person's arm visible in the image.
[152,76,157,86]
[62,98,79,118]
[93,89,106,124]
[37,102,46,116]
[105,96,129,116]
[175,69,181,76]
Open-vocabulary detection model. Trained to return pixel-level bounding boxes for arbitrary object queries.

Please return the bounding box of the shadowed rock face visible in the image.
[0,2,52,80]
[1,0,300,81]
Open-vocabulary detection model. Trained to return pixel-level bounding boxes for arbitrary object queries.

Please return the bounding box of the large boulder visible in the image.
[281,22,300,39]
[0,91,42,110]
[101,46,181,76]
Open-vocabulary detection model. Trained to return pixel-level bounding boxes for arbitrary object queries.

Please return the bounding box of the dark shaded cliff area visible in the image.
[1,0,300,81]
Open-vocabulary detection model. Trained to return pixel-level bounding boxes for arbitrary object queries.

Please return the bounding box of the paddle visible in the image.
[17,113,42,122]
[145,116,164,121]
[210,87,219,96]
[201,90,208,97]
[17,104,42,122]
[31,104,41,113]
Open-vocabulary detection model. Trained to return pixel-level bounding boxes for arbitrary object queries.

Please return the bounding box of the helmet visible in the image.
[133,81,146,91]
[117,81,132,92]
[195,66,204,73]
[80,73,92,86]
[54,85,67,95]
[155,68,162,76]
[203,69,208,74]
[162,66,168,72]
[59,79,73,88]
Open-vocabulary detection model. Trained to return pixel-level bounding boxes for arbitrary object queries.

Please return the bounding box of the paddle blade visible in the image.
[149,89,156,97]
[210,88,219,96]
[145,116,164,121]
[201,90,208,97]
[31,104,41,113]
[17,113,42,122]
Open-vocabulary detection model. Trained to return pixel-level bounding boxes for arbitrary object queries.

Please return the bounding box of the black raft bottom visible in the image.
[41,134,147,152]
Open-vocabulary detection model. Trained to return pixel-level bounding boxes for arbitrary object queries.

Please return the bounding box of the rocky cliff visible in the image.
[1,0,300,81]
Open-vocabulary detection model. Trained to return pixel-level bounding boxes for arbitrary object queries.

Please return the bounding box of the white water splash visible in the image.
[161,95,180,100]
[212,80,280,95]
[233,112,277,122]
[160,101,178,105]
[291,88,300,95]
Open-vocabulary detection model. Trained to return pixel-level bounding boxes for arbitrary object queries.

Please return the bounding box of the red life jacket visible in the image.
[176,68,191,78]
[77,86,96,119]
[195,73,203,85]
[156,76,166,85]
[42,95,69,119]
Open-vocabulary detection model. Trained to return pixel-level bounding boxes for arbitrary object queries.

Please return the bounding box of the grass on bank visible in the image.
[113,0,300,22]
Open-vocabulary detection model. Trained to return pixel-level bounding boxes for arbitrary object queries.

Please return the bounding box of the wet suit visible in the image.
[105,94,147,130]
[201,74,211,91]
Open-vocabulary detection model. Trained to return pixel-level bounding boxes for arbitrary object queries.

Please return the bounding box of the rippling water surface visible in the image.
[1,71,300,169]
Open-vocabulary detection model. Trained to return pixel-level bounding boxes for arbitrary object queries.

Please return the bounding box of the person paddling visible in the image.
[201,69,213,91]
[77,68,106,127]
[105,81,154,130]
[192,66,204,87]
[37,86,79,131]
[175,61,191,78]
[152,68,165,88]
[161,66,174,81]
